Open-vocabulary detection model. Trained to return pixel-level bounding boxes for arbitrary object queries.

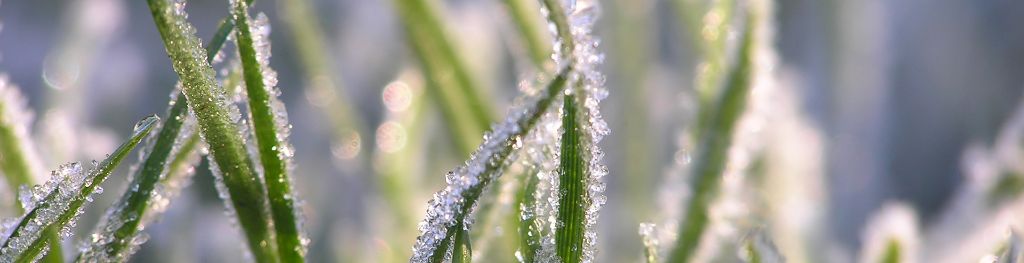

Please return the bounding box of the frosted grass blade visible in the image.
[410,67,570,262]
[145,0,278,261]
[666,19,756,263]
[0,78,65,263]
[0,115,158,262]
[516,169,541,263]
[998,231,1021,263]
[230,1,306,260]
[389,0,496,156]
[555,93,586,263]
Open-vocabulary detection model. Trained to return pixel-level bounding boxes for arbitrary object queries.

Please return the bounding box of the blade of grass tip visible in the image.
[555,92,586,263]
[76,91,200,261]
[145,0,279,261]
[410,67,571,263]
[879,240,901,263]
[278,0,366,163]
[639,223,659,263]
[78,5,250,259]
[0,79,65,263]
[1,116,158,263]
[666,17,755,263]
[502,0,551,69]
[230,1,306,260]
[390,0,495,156]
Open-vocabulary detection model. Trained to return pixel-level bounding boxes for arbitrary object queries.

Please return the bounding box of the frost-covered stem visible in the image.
[503,0,551,68]
[7,116,159,262]
[556,92,587,263]
[278,0,366,161]
[672,0,734,139]
[413,67,571,262]
[144,0,278,261]
[231,1,305,261]
[390,0,495,156]
[666,19,755,263]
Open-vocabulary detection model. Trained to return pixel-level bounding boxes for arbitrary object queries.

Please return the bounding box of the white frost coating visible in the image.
[859,203,919,263]
[521,89,564,261]
[246,11,309,254]
[538,0,609,261]
[0,163,86,261]
[0,76,48,184]
[78,88,204,262]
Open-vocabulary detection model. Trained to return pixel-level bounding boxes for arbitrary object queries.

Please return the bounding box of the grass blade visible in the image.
[998,230,1021,263]
[452,228,472,263]
[516,168,541,263]
[0,77,64,263]
[555,93,586,263]
[666,17,756,263]
[740,230,785,263]
[144,0,279,261]
[389,0,496,156]
[410,67,570,262]
[230,1,306,260]
[0,115,159,262]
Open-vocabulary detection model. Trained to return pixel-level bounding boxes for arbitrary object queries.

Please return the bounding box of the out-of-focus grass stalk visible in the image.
[231,1,305,260]
[501,0,550,69]
[144,0,279,261]
[6,116,158,262]
[666,16,755,263]
[389,0,496,156]
[671,0,734,139]
[0,82,64,263]
[278,0,367,162]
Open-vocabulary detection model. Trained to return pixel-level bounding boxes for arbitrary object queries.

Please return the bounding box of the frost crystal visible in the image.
[0,163,86,261]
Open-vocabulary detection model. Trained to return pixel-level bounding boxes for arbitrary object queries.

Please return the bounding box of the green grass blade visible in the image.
[410,67,571,262]
[78,5,251,258]
[144,0,279,261]
[0,77,64,263]
[741,230,785,263]
[389,0,495,156]
[555,93,586,263]
[539,0,575,58]
[230,2,306,260]
[879,240,901,263]
[1,115,158,262]
[638,223,658,263]
[666,18,755,263]
[502,0,550,68]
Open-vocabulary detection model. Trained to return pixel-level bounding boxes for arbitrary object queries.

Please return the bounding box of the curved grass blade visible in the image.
[0,77,65,263]
[410,67,570,263]
[145,0,279,261]
[389,0,495,156]
[0,115,158,262]
[555,93,586,263]
[666,18,756,263]
[230,2,306,260]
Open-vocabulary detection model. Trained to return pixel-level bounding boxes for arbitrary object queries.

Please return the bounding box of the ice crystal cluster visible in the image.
[0,76,47,184]
[0,163,85,261]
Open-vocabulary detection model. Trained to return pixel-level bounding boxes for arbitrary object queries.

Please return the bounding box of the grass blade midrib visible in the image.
[145,0,279,261]
[231,1,304,261]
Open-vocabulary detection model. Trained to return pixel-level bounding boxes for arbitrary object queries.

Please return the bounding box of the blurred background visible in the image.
[2,0,1024,262]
